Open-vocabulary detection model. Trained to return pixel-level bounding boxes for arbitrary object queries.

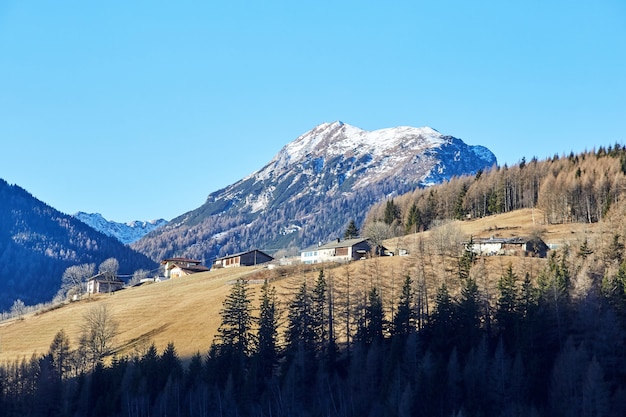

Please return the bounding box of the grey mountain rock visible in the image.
[132,121,497,263]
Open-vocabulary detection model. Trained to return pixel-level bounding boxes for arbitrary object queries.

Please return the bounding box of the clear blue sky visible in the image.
[1,1,624,222]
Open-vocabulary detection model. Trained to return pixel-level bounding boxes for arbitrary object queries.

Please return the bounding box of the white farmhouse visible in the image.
[301,238,374,264]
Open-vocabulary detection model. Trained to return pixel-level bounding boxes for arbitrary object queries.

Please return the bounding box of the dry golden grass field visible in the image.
[0,208,606,364]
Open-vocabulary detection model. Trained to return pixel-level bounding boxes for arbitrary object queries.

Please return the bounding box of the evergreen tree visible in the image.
[392,275,415,337]
[456,277,482,353]
[429,283,455,350]
[495,264,519,348]
[160,342,183,382]
[185,351,204,390]
[453,183,468,220]
[601,260,626,316]
[283,279,318,404]
[458,236,476,281]
[577,238,594,259]
[365,286,385,343]
[534,250,572,387]
[344,219,359,239]
[285,280,315,357]
[537,250,571,301]
[311,270,328,353]
[384,199,401,225]
[256,280,279,377]
[215,278,253,357]
[605,233,624,264]
[519,272,537,320]
[48,329,71,381]
[405,202,422,234]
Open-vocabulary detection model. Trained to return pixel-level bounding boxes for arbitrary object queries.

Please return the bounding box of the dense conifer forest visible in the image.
[3,146,626,416]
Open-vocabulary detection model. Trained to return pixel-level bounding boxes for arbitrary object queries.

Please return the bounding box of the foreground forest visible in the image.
[3,230,626,416]
[4,145,626,416]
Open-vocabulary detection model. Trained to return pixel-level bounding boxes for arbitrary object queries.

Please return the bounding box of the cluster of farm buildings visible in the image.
[85,235,549,294]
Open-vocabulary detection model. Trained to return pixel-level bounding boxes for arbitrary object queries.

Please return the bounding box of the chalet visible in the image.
[300,237,376,264]
[161,257,209,279]
[86,273,125,294]
[468,236,549,258]
[213,250,274,269]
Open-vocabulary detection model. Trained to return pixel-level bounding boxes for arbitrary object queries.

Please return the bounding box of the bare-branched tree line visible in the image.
[364,146,626,234]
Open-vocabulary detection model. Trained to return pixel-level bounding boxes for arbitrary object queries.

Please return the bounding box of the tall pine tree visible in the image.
[215,278,253,357]
[392,275,415,337]
[255,280,279,377]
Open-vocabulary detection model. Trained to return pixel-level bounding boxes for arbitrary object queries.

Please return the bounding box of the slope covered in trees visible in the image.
[0,179,157,311]
[365,145,626,234]
[4,145,626,415]
[3,215,626,416]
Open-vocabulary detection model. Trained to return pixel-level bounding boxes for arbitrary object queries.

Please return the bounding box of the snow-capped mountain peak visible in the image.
[133,121,497,263]
[73,212,168,244]
[252,122,493,200]
[279,121,444,162]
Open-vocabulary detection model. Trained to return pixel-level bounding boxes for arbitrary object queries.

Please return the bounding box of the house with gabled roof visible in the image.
[212,249,274,269]
[300,237,376,264]
[161,257,209,279]
[468,236,549,258]
[86,273,125,294]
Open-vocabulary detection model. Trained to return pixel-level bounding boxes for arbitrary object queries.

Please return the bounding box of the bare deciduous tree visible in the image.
[430,220,465,258]
[10,299,26,320]
[364,221,394,254]
[61,263,95,299]
[129,268,149,286]
[98,257,119,280]
[81,304,119,363]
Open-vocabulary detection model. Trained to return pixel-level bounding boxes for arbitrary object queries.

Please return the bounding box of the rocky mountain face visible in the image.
[0,179,158,311]
[132,121,497,263]
[73,212,168,244]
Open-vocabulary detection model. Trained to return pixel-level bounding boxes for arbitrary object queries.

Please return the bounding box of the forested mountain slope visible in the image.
[132,121,495,263]
[0,179,157,311]
[365,144,626,234]
[3,206,626,416]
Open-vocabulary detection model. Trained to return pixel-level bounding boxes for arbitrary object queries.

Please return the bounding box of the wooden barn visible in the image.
[213,250,274,269]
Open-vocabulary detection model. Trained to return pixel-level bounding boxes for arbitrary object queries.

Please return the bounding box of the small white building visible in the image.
[301,238,375,264]
[86,273,125,294]
[467,236,549,257]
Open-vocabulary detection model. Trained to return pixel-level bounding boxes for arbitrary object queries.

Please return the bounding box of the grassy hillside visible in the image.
[0,208,604,363]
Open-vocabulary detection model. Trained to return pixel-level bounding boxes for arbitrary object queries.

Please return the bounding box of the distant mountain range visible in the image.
[0,179,158,311]
[72,212,168,244]
[132,121,497,263]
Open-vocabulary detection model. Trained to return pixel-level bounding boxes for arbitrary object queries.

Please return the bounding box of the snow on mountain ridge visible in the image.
[73,212,168,244]
[133,121,497,263]
[255,122,445,184]
[280,121,443,161]
[230,121,496,213]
